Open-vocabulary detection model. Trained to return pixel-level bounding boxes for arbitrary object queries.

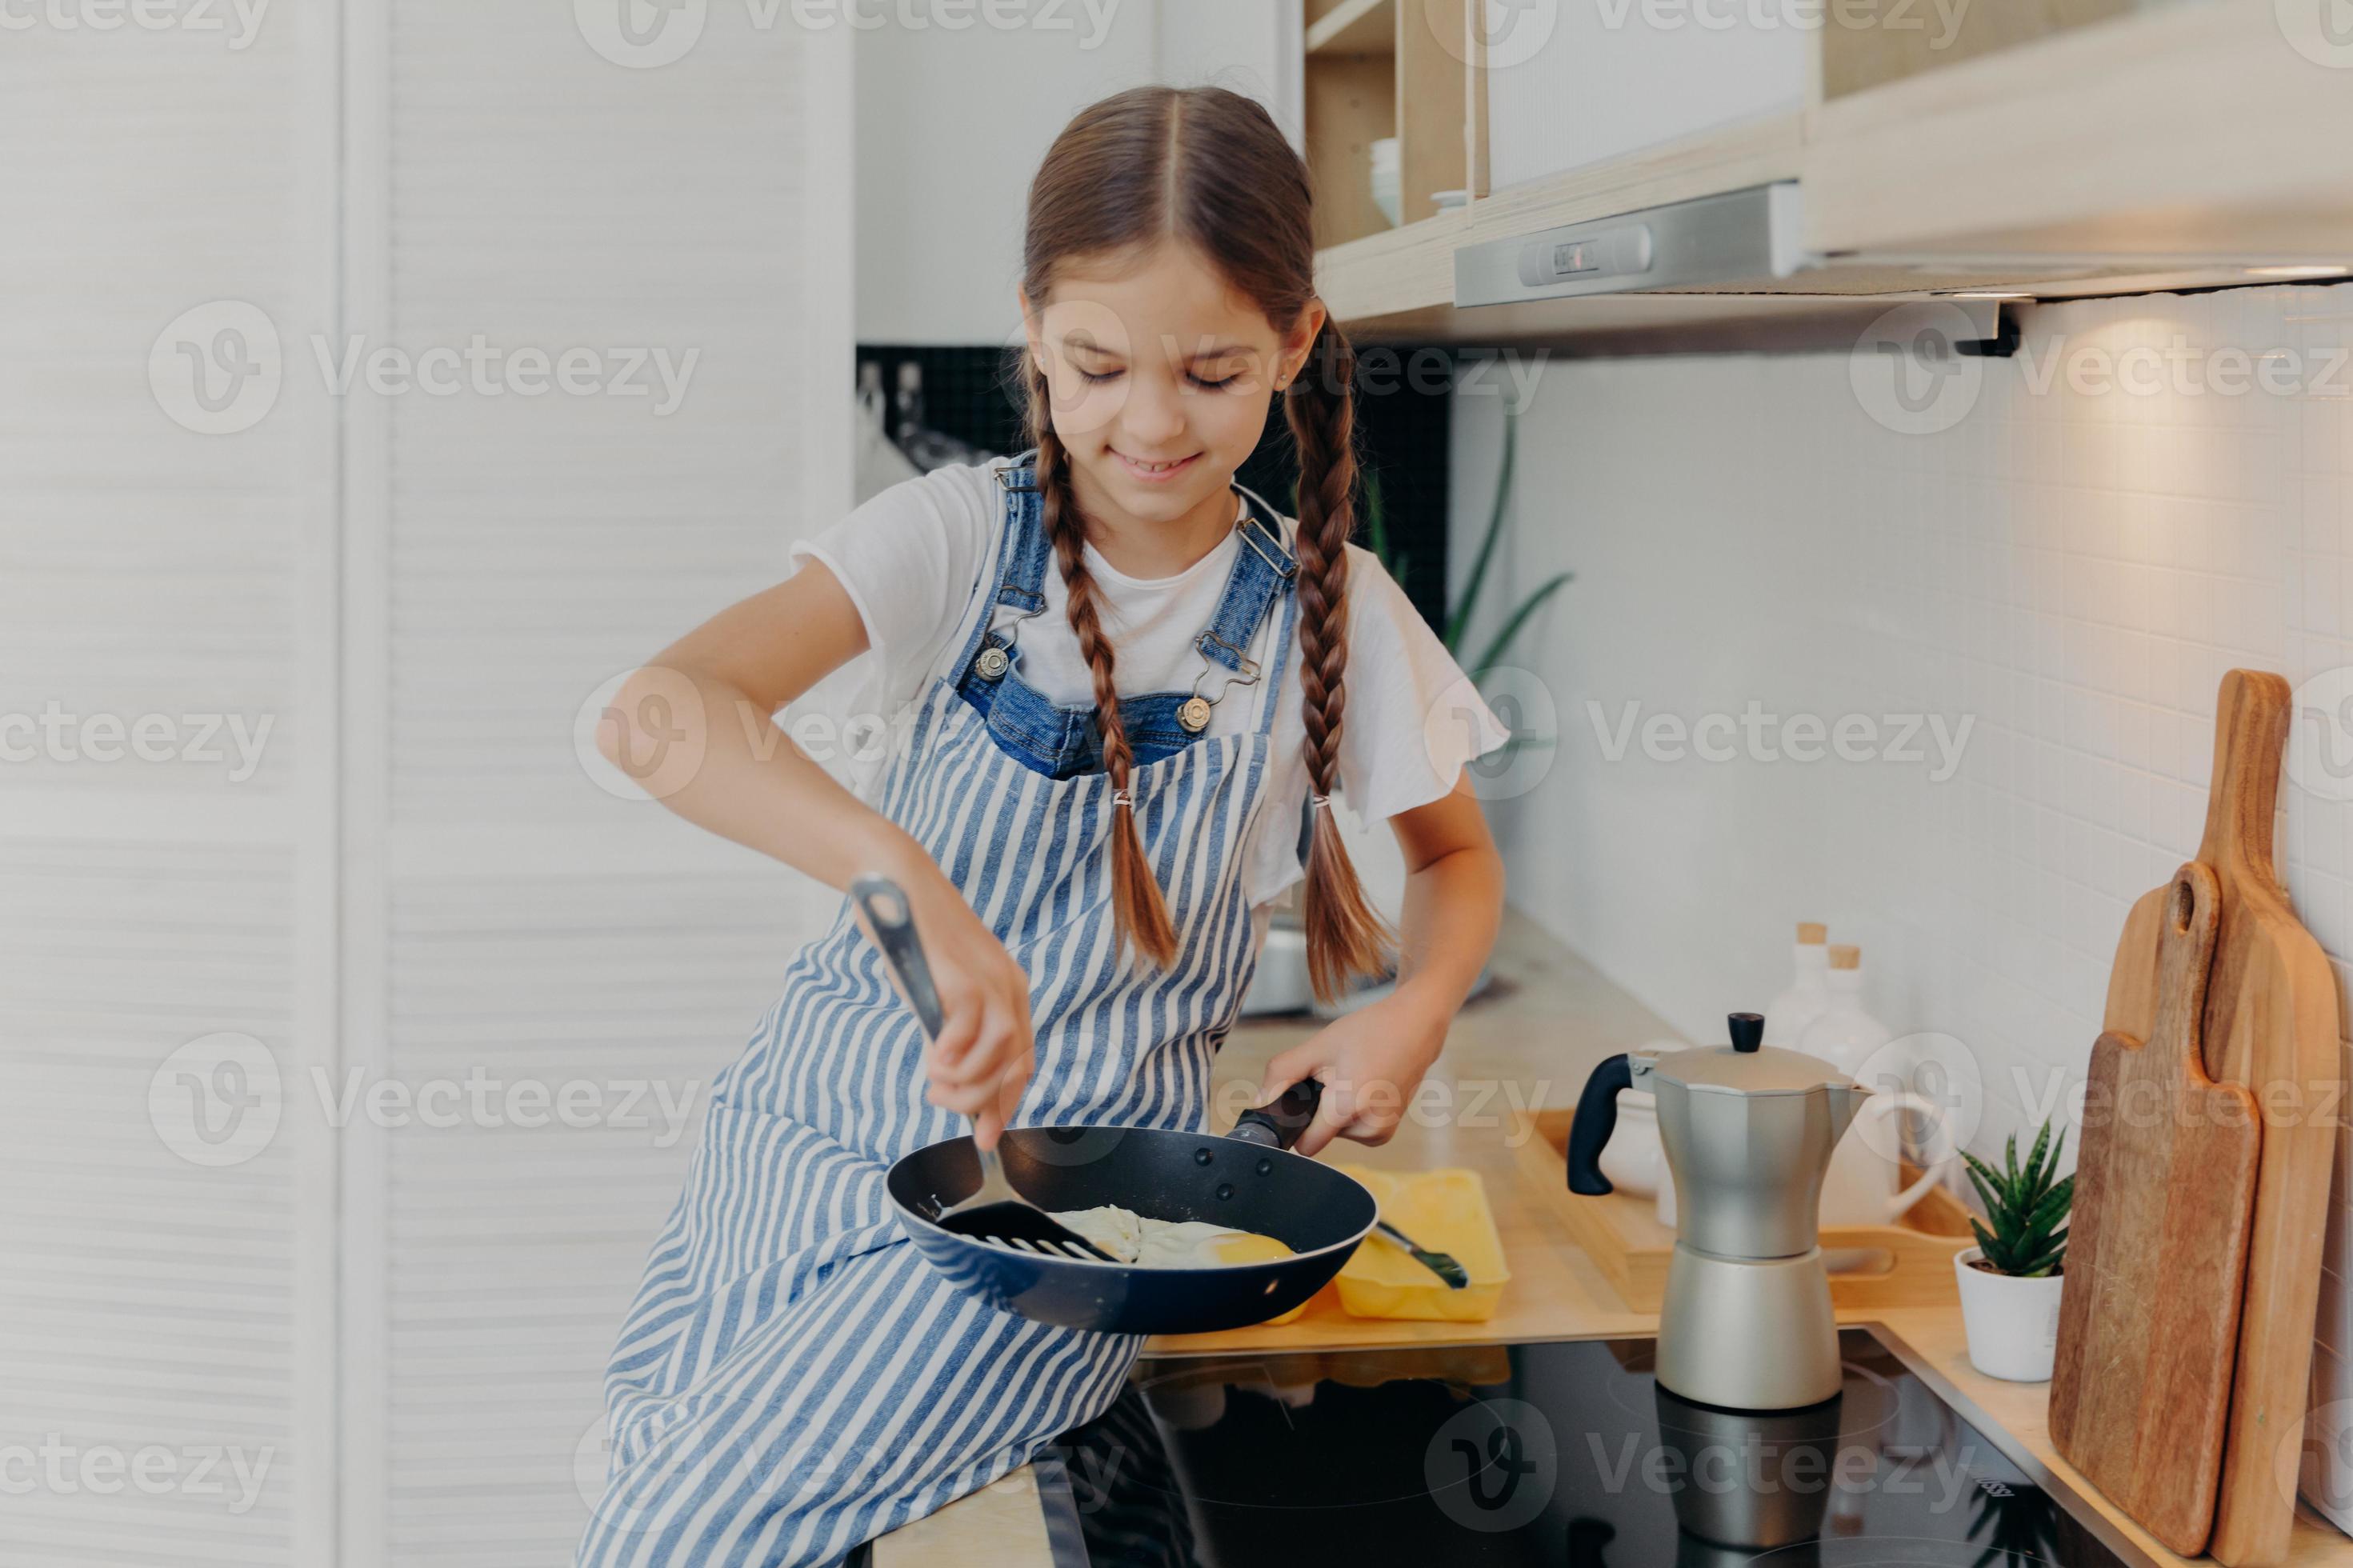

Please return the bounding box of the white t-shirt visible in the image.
[790,460,1509,907]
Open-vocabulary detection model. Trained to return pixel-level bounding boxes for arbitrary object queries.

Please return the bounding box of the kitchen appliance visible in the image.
[1042,1326,2157,1567]
[2103,670,2341,1566]
[1567,1012,1863,1410]
[2055,862,2262,1557]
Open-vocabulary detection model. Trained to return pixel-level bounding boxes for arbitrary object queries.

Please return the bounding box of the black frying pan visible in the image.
[886,1079,1376,1334]
[852,878,1376,1335]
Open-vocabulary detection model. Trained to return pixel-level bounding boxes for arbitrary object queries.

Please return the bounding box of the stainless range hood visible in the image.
[1455,184,1812,307]
[1447,181,2275,350]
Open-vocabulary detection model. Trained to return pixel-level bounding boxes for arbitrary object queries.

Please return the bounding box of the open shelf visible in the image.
[1303,0,1479,251]
[1305,0,1391,56]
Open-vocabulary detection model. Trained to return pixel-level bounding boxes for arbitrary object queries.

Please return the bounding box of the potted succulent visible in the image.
[1954,1121,2073,1382]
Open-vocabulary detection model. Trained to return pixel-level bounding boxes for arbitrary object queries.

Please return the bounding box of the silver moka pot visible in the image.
[1567,1012,1864,1410]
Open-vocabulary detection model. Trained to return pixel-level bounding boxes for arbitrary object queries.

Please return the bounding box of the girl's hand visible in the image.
[1253,986,1451,1158]
[900,867,1035,1151]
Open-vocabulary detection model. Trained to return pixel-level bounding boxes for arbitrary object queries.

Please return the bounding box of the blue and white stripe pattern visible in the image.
[577,466,1299,1567]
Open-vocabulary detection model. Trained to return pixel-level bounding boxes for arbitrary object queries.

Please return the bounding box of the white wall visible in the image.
[854,0,1298,345]
[1451,284,2353,1160]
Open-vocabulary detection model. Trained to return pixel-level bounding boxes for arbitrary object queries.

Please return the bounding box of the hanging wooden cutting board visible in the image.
[2101,669,2343,1566]
[2054,862,2262,1554]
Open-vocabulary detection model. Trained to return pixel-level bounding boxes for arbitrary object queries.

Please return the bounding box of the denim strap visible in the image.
[982,452,1297,675]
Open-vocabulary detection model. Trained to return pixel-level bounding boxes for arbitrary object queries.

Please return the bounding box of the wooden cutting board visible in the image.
[2053,861,2261,1556]
[2102,670,2343,1565]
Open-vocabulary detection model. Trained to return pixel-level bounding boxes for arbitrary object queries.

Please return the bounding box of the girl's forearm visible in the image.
[602,665,938,895]
[1391,841,1505,1023]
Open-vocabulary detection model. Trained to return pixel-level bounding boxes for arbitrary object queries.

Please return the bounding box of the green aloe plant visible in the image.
[1960,1122,2072,1278]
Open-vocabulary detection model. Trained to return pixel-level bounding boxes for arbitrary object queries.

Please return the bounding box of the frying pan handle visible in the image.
[850,875,946,1040]
[1231,1078,1323,1150]
[1566,1054,1632,1196]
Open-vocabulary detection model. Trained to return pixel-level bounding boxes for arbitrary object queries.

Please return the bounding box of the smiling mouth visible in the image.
[1114,450,1201,482]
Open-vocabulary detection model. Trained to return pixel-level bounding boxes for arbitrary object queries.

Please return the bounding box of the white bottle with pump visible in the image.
[1762,923,1832,1047]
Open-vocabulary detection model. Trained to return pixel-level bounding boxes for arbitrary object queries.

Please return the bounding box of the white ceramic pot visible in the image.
[1953,1246,2064,1382]
[1819,1091,1948,1227]
[1597,1090,1662,1198]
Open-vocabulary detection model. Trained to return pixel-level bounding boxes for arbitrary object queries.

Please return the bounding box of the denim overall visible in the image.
[578,455,1299,1567]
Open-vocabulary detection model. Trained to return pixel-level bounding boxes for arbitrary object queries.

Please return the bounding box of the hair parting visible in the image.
[1018,85,1394,993]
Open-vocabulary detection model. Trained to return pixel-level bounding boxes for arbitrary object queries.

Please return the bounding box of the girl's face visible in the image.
[1022,241,1323,534]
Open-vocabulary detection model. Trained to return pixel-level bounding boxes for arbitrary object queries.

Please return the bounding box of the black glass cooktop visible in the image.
[1042,1326,2151,1567]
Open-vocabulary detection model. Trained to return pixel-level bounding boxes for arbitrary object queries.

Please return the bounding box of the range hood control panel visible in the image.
[1459,182,1809,307]
[1519,224,1655,287]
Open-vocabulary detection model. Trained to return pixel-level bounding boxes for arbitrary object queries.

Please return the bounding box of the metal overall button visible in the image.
[974,644,1011,681]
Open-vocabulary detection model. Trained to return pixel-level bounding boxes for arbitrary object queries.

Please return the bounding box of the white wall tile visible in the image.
[1453,278,2353,1528]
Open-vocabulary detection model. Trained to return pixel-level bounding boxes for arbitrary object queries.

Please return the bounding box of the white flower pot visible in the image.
[1954,1246,2064,1382]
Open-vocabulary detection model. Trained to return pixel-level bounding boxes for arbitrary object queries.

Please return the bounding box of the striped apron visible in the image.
[578,459,1299,1568]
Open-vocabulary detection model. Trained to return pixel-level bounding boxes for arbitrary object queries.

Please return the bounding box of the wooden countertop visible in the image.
[877,915,2353,1567]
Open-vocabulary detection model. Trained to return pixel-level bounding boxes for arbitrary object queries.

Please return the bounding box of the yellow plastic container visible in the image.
[1330,1166,1511,1322]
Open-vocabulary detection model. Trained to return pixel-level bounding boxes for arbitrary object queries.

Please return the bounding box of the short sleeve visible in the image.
[787,463,995,721]
[1334,545,1511,826]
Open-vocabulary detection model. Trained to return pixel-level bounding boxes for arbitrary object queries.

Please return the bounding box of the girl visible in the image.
[578,86,1508,1568]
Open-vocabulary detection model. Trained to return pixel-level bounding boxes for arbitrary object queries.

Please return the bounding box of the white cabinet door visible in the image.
[1482,0,1810,190]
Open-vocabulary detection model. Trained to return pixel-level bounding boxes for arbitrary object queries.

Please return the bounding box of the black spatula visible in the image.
[850,875,1114,1262]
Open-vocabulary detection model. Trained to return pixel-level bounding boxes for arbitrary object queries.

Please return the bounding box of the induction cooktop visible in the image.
[1041,1325,2155,1567]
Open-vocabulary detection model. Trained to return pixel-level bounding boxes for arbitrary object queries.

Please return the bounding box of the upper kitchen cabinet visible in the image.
[1307,0,2353,347]
[1805,0,2353,262]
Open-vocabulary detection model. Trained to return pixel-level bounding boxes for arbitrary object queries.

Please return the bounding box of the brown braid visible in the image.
[1026,362,1179,966]
[1284,326,1395,999]
[1019,84,1394,989]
